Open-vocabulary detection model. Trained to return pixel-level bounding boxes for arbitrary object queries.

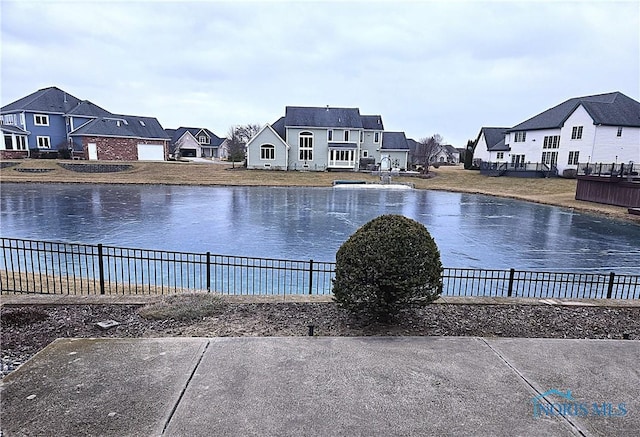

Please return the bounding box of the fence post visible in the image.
[206,252,211,292]
[507,268,515,297]
[308,259,314,295]
[97,244,105,295]
[606,272,615,299]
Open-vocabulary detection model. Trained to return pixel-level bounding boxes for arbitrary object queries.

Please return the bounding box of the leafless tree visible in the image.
[414,134,444,173]
[226,124,261,163]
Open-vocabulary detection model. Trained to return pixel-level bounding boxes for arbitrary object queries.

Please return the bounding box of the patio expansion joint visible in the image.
[161,339,211,435]
[479,337,588,437]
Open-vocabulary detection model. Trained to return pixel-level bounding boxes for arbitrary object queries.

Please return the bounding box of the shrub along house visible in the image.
[246,106,411,171]
[473,92,640,177]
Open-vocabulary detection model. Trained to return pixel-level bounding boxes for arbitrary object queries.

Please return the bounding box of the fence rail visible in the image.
[1,238,638,299]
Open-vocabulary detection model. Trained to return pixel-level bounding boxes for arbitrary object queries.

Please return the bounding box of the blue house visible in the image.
[0,86,169,161]
[246,106,410,171]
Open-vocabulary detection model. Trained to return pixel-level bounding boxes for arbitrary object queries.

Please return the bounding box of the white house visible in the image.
[474,92,640,175]
[472,127,509,165]
[246,106,409,171]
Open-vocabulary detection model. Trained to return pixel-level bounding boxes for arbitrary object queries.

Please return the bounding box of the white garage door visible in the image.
[137,144,164,161]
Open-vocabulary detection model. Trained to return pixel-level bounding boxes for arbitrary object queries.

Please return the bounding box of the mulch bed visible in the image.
[2,302,639,378]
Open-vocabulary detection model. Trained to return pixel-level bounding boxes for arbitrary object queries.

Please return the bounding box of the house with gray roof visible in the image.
[472,127,509,165]
[166,127,225,159]
[473,92,640,176]
[69,115,170,161]
[1,86,170,161]
[246,106,408,171]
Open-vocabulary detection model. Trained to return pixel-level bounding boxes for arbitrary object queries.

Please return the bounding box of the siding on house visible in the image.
[246,106,408,172]
[474,92,640,175]
[1,87,169,161]
[247,125,289,170]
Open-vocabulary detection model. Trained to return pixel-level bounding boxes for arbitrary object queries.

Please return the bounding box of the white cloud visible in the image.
[1,0,638,146]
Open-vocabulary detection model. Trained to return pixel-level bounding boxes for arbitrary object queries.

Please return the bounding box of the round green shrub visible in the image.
[332,214,443,322]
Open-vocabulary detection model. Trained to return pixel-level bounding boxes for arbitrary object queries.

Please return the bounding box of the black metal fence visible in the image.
[1,238,638,299]
[577,162,637,178]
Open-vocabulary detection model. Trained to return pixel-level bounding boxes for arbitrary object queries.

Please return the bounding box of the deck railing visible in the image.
[1,238,638,299]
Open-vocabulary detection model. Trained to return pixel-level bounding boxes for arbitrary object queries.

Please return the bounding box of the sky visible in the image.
[1,0,638,146]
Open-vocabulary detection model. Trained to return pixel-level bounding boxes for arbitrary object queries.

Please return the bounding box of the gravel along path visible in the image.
[2,302,639,378]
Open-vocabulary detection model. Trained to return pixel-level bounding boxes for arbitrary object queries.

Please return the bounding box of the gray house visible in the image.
[246,106,409,171]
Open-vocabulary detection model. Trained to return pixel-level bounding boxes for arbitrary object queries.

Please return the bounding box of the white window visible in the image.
[568,151,579,165]
[1,114,17,125]
[514,132,526,142]
[330,149,354,162]
[374,132,380,143]
[543,136,560,149]
[4,135,13,150]
[571,126,583,140]
[199,135,210,144]
[344,130,349,141]
[327,130,333,141]
[511,154,525,167]
[37,136,51,148]
[617,127,623,137]
[541,151,558,166]
[362,150,369,158]
[496,152,504,159]
[34,114,49,126]
[260,144,275,160]
[299,132,313,161]
[17,136,27,150]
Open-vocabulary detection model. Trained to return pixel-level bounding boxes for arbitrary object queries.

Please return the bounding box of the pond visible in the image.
[1,183,639,275]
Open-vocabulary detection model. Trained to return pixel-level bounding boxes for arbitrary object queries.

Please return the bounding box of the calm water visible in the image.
[1,183,639,274]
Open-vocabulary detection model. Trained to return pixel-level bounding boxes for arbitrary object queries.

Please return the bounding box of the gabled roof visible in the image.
[246,123,290,150]
[168,127,224,146]
[1,86,83,114]
[361,115,384,130]
[476,127,509,151]
[271,116,286,140]
[1,125,30,135]
[70,115,170,140]
[381,131,410,150]
[490,138,509,151]
[442,144,459,154]
[508,91,640,132]
[406,138,419,154]
[66,100,113,118]
[285,106,363,129]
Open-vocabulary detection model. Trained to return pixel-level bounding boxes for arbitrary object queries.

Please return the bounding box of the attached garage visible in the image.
[137,144,165,161]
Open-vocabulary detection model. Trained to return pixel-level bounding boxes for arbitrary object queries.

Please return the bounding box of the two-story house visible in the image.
[473,92,640,176]
[246,106,409,171]
[1,86,170,161]
[166,127,225,159]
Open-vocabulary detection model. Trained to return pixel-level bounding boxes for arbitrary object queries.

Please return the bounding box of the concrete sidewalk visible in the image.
[1,337,638,436]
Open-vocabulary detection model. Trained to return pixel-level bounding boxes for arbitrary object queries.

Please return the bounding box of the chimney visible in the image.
[326,105,329,111]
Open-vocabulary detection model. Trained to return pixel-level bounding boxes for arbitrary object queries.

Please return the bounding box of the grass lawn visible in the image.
[0,159,636,222]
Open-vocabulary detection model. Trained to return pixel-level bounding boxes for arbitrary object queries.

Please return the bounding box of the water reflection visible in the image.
[1,183,638,274]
